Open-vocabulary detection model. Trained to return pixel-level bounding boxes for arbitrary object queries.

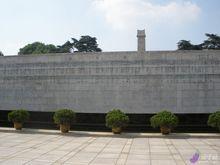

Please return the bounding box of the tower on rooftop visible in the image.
[137,30,146,52]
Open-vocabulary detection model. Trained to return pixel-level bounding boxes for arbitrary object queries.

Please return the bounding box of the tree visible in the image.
[192,44,203,50]
[72,36,102,52]
[0,51,3,56]
[177,40,194,50]
[177,33,220,50]
[18,42,57,55]
[202,33,220,50]
[18,35,102,55]
[177,40,202,50]
[56,41,73,53]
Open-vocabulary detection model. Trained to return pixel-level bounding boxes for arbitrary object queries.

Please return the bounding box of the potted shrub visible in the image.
[53,109,76,133]
[150,110,178,135]
[8,109,30,130]
[207,111,220,131]
[105,109,129,134]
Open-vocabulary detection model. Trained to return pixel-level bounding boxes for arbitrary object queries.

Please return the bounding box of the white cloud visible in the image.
[92,0,201,30]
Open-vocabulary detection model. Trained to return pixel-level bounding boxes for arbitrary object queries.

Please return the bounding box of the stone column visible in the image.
[137,30,146,52]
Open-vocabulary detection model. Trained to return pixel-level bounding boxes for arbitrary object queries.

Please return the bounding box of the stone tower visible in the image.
[137,30,146,52]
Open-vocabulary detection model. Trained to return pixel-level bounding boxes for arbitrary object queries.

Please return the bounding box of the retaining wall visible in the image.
[0,50,220,113]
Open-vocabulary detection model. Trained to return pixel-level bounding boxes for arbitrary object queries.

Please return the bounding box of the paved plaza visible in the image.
[0,129,219,165]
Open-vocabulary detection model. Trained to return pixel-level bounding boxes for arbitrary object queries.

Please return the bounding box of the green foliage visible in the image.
[207,111,220,130]
[177,40,194,50]
[150,110,178,128]
[0,51,3,56]
[72,36,102,52]
[18,35,102,55]
[18,42,57,55]
[177,40,202,50]
[53,109,76,125]
[56,41,73,53]
[202,33,220,49]
[105,109,129,128]
[177,33,220,50]
[8,110,30,123]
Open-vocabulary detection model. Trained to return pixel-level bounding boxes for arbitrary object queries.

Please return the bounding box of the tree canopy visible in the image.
[56,41,73,53]
[177,33,220,50]
[18,35,102,55]
[177,40,192,50]
[18,42,57,55]
[202,33,220,50]
[177,40,202,50]
[72,36,102,52]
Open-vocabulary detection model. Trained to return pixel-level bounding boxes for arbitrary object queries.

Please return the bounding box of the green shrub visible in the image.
[8,110,30,123]
[207,111,220,130]
[105,109,129,128]
[53,109,76,125]
[150,110,178,128]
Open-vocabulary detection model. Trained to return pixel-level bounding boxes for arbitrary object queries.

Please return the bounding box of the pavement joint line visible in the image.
[121,138,131,154]
[22,135,70,164]
[202,138,219,154]
[165,138,184,165]
[0,128,219,164]
[0,133,61,163]
[147,138,152,165]
[170,139,187,165]
[181,138,197,165]
[22,134,77,164]
[88,137,115,165]
[0,130,219,165]
[54,136,96,163]
[0,132,15,139]
[61,136,97,164]
[197,139,218,164]
[116,138,132,165]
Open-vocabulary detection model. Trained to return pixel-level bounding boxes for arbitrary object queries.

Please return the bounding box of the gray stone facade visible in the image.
[0,50,220,113]
[137,30,146,52]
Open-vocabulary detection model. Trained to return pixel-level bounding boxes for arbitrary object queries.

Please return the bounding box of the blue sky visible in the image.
[0,0,220,55]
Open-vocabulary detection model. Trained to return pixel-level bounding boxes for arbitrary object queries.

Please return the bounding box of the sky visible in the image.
[0,0,220,55]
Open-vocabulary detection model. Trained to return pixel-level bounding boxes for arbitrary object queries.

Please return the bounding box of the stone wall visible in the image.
[0,50,220,113]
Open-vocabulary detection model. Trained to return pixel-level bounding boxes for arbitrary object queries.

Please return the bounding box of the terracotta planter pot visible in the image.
[112,127,122,134]
[160,126,171,135]
[14,122,23,130]
[60,124,70,133]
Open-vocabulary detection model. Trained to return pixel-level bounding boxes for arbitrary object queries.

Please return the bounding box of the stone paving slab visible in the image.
[0,127,219,165]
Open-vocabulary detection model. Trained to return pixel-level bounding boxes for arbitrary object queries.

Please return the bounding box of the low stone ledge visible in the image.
[0,127,219,139]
